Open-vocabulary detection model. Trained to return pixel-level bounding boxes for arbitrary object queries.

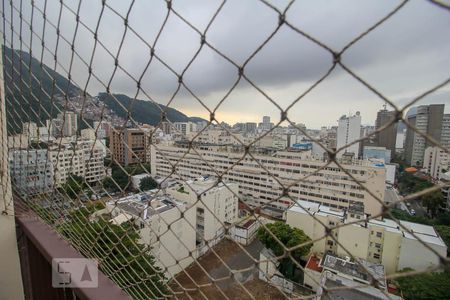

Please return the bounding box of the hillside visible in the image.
[2,47,206,133]
[98,93,206,125]
[3,46,81,132]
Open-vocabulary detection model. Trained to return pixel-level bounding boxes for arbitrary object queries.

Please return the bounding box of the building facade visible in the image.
[49,139,106,186]
[336,112,361,158]
[405,104,449,166]
[110,127,151,166]
[423,146,449,180]
[150,144,386,216]
[375,108,397,158]
[9,149,54,196]
[286,200,447,274]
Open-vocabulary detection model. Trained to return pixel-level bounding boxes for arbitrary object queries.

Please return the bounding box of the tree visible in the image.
[395,269,450,299]
[139,176,157,191]
[422,190,444,218]
[59,203,167,298]
[61,174,86,199]
[257,222,312,282]
[257,221,312,260]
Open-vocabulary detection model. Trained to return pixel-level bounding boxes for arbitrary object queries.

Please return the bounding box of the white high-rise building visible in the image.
[336,112,361,158]
[423,146,449,180]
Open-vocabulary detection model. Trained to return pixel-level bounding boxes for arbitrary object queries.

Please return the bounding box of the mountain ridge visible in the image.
[3,46,206,132]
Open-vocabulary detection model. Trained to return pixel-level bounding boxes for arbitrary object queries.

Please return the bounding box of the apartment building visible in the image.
[166,177,239,249]
[173,122,197,136]
[110,127,151,166]
[9,149,54,196]
[405,104,449,166]
[286,200,447,274]
[151,144,386,216]
[375,108,397,158]
[336,112,361,158]
[106,192,197,277]
[423,146,449,180]
[49,139,106,186]
[105,178,238,277]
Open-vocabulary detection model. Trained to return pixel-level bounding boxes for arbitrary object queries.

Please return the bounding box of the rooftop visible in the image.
[289,200,447,248]
[321,254,386,287]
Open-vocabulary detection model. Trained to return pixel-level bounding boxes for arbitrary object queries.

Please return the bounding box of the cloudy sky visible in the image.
[4,0,450,128]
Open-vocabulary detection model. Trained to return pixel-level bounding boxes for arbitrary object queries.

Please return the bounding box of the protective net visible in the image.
[1,0,450,299]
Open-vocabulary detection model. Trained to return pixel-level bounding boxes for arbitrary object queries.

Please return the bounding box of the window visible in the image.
[327,240,334,246]
[376,232,382,238]
[373,253,381,259]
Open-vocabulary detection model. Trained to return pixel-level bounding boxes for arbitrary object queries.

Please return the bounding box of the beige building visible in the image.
[423,146,449,180]
[110,127,151,166]
[286,200,447,274]
[166,177,239,251]
[150,144,386,216]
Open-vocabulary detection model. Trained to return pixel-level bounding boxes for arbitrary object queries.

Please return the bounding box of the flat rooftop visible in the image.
[289,200,447,248]
[108,191,184,220]
[322,254,385,288]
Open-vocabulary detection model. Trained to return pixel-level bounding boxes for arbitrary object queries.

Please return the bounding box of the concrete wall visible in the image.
[0,46,25,299]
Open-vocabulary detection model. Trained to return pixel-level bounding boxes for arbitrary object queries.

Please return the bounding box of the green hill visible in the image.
[3,46,81,133]
[2,47,206,133]
[98,93,206,125]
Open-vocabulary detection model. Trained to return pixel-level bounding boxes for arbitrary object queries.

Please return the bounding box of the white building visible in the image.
[423,146,449,180]
[49,139,106,186]
[106,178,239,277]
[173,122,196,137]
[106,192,197,277]
[151,144,386,216]
[286,200,447,274]
[166,177,239,251]
[336,112,361,158]
[9,149,54,196]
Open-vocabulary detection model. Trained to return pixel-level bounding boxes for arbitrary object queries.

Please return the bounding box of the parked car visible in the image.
[410,209,416,215]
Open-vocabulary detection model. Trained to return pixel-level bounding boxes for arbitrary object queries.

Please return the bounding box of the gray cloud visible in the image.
[4,0,450,128]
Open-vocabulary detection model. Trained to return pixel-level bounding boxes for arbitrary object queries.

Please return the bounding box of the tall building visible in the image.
[9,149,54,196]
[404,104,449,166]
[336,112,361,158]
[46,112,78,137]
[110,128,151,166]
[374,108,397,158]
[150,144,386,216]
[259,116,274,131]
[244,122,257,134]
[423,146,449,180]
